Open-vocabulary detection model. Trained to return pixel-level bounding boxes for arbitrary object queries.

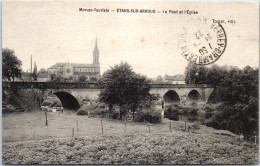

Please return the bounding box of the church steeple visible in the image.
[93,37,99,65]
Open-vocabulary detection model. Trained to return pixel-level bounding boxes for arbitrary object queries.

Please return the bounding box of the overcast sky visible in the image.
[3,1,259,78]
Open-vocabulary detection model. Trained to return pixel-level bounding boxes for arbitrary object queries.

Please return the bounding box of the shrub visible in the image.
[42,100,52,106]
[50,101,59,107]
[164,107,179,121]
[204,105,214,113]
[191,101,197,106]
[189,123,200,130]
[187,115,198,122]
[205,112,213,119]
[4,89,40,111]
[190,108,198,115]
[77,102,109,117]
[110,108,120,119]
[206,120,221,130]
[42,96,62,108]
[134,107,162,123]
[76,105,89,115]
[180,106,198,115]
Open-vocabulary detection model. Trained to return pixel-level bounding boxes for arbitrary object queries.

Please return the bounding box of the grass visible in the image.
[3,132,258,164]
[2,110,259,164]
[3,110,165,142]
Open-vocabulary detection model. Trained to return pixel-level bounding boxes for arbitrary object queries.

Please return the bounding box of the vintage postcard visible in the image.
[2,0,259,165]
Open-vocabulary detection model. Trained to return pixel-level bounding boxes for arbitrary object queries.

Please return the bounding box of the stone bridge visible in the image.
[3,82,214,110]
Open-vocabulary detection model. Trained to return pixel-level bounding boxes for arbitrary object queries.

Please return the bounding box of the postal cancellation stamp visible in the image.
[178,18,227,65]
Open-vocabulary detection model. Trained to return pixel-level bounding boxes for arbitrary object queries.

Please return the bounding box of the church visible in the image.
[47,39,100,81]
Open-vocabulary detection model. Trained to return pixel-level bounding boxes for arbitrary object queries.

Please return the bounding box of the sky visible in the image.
[2,1,259,78]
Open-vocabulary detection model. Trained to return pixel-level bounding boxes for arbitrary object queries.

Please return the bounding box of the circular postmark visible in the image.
[177,18,227,65]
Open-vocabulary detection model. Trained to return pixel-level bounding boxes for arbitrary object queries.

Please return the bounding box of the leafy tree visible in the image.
[78,75,87,82]
[49,74,57,81]
[39,68,47,73]
[66,76,74,82]
[99,62,158,119]
[2,48,22,81]
[32,72,37,81]
[184,62,207,84]
[90,77,98,82]
[217,66,258,105]
[155,75,163,83]
[205,64,227,87]
[207,65,258,140]
[186,62,259,140]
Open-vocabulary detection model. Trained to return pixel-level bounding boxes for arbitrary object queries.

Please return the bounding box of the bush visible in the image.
[204,105,214,113]
[42,96,62,108]
[110,108,120,119]
[179,105,198,115]
[187,115,198,122]
[42,100,52,106]
[209,101,258,141]
[190,108,198,115]
[206,120,219,129]
[77,102,114,117]
[77,102,109,117]
[76,105,89,115]
[189,123,200,130]
[205,112,213,119]
[134,107,162,123]
[77,102,122,120]
[164,106,179,121]
[3,89,40,112]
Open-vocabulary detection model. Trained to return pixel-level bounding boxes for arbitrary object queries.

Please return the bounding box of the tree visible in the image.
[90,77,98,82]
[2,48,22,81]
[99,62,158,119]
[39,68,47,73]
[32,72,37,81]
[184,62,207,84]
[49,74,57,81]
[209,65,258,140]
[78,75,87,82]
[66,76,74,82]
[205,64,228,87]
[155,75,163,83]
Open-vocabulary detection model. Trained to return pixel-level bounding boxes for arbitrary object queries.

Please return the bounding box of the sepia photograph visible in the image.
[2,0,259,164]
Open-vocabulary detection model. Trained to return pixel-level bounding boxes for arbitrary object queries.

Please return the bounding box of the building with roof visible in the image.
[37,72,48,82]
[164,74,185,84]
[47,39,100,81]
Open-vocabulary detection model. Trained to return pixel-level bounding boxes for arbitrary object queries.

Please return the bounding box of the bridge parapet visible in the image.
[149,84,213,88]
[2,82,102,89]
[3,82,213,89]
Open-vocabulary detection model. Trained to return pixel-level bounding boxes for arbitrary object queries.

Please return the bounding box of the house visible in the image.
[164,74,185,84]
[37,72,48,82]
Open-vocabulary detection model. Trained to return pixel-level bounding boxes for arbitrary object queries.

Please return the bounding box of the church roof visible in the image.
[48,63,97,69]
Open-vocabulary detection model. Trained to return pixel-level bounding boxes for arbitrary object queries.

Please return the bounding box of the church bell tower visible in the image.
[93,38,99,65]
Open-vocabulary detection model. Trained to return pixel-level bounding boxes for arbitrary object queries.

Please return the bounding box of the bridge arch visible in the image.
[53,91,80,110]
[163,90,180,104]
[187,90,201,101]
